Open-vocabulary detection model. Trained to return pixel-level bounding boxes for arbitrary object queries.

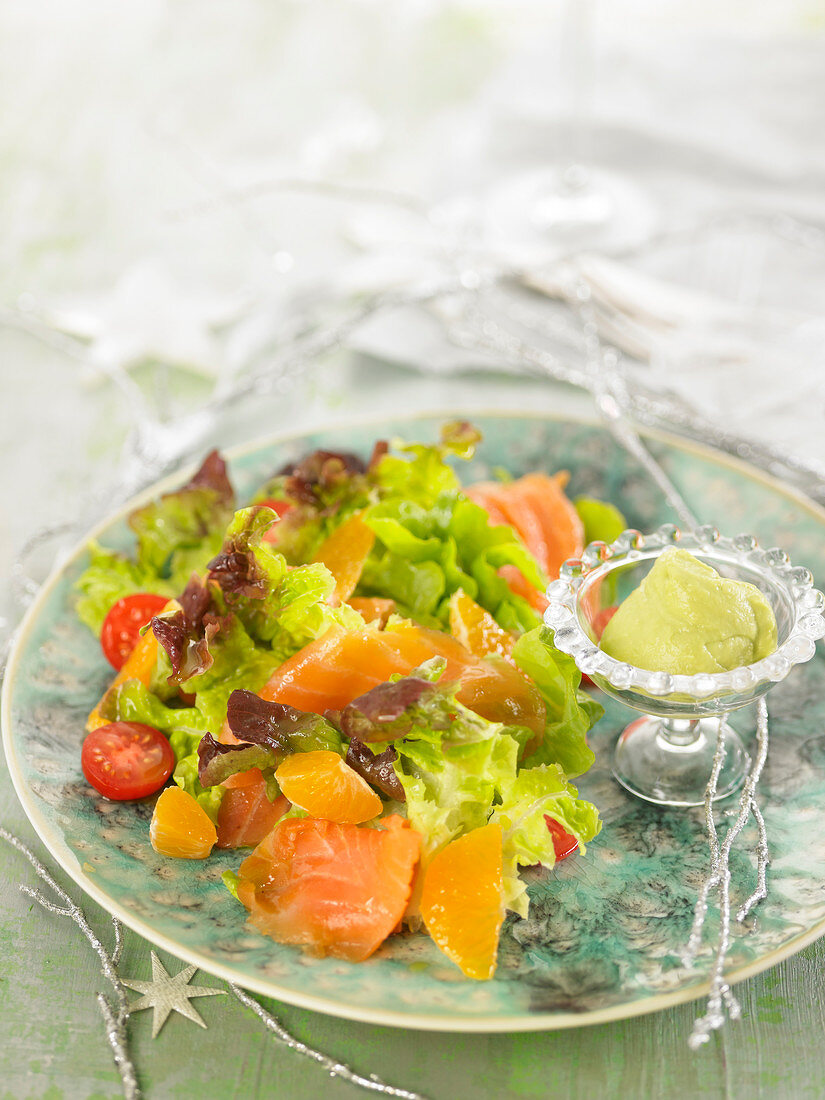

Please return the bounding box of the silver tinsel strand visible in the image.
[0,827,140,1099]
[231,985,430,1100]
[684,698,771,1047]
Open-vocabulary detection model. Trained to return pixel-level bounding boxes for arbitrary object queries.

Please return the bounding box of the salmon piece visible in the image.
[467,472,584,581]
[237,814,421,960]
[347,597,396,626]
[216,767,289,849]
[259,620,545,738]
[497,564,549,614]
[259,625,419,713]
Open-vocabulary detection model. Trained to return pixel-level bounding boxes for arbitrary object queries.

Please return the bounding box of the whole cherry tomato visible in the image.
[82,722,175,800]
[100,593,169,670]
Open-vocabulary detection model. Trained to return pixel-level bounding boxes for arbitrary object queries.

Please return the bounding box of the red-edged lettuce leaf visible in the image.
[226,688,342,756]
[129,450,235,575]
[196,732,289,789]
[225,688,337,748]
[151,575,226,682]
[198,690,342,789]
[206,506,357,660]
[253,449,375,563]
[345,739,405,801]
[338,677,451,743]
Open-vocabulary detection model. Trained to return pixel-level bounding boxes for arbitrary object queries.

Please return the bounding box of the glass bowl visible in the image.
[544,524,825,806]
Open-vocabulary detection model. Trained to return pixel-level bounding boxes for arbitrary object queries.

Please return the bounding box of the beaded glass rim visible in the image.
[544,523,825,700]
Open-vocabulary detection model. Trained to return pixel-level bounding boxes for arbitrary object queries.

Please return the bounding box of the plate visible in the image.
[4,411,825,1032]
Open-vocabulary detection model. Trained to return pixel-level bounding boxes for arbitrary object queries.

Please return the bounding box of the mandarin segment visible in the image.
[420,823,504,980]
[150,785,217,859]
[448,590,515,659]
[312,512,376,605]
[86,619,163,731]
[275,750,383,824]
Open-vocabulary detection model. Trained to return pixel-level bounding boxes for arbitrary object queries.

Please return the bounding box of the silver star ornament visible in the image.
[122,952,225,1038]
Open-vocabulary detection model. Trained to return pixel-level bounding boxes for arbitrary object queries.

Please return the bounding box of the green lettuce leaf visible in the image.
[178,613,278,735]
[222,870,242,901]
[100,679,207,739]
[208,507,362,661]
[129,463,234,576]
[75,452,235,635]
[397,730,519,861]
[490,765,602,916]
[74,542,176,634]
[511,626,603,778]
[574,497,627,546]
[359,491,544,632]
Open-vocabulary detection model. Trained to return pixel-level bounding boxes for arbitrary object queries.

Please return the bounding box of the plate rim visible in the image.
[4,406,825,1033]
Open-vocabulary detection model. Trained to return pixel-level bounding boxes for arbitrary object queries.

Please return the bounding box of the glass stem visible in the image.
[659,717,702,748]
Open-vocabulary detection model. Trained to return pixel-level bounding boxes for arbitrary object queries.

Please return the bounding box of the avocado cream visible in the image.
[599,547,778,675]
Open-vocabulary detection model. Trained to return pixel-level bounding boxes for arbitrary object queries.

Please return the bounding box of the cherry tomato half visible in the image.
[82,722,175,801]
[544,816,579,862]
[101,593,169,670]
[582,604,619,688]
[259,498,294,545]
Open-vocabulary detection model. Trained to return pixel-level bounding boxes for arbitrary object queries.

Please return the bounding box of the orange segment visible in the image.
[150,785,217,859]
[275,750,382,824]
[86,617,165,732]
[312,512,375,605]
[420,823,504,980]
[448,590,515,660]
[237,815,421,960]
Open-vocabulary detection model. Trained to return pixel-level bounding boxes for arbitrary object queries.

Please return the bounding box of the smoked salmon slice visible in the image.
[237,814,421,960]
[216,768,290,849]
[259,620,546,738]
[467,472,584,610]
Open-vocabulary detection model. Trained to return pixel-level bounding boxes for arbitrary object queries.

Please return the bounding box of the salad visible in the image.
[76,422,622,980]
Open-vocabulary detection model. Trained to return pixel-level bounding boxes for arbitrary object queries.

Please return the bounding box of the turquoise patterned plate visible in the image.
[4,412,825,1032]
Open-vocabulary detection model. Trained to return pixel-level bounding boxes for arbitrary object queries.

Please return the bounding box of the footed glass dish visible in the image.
[544,524,825,806]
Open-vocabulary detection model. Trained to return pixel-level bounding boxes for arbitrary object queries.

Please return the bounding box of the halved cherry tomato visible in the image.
[100,593,169,670]
[582,604,619,688]
[259,498,294,545]
[258,498,293,517]
[545,816,579,862]
[82,722,175,800]
[593,604,618,640]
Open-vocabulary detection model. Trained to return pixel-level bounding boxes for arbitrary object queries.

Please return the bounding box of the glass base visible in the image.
[612,715,750,807]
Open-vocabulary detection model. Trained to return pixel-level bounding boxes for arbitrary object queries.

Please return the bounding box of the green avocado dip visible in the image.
[599,547,778,675]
